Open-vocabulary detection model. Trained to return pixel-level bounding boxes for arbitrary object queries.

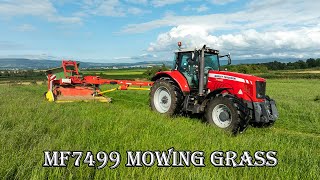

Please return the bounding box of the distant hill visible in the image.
[0,58,173,70]
[0,59,61,69]
[221,58,301,66]
[0,58,301,70]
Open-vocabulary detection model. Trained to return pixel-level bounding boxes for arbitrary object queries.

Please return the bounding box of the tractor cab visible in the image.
[173,43,231,93]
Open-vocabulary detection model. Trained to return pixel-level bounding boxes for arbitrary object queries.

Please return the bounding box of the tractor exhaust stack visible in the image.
[198,45,206,96]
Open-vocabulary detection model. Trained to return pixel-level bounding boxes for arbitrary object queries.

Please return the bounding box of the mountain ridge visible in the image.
[0,58,302,69]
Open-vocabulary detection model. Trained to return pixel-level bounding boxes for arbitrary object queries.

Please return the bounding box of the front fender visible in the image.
[151,70,190,93]
[205,88,232,100]
[200,88,232,112]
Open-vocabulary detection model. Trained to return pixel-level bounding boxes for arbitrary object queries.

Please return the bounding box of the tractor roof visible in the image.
[174,48,197,52]
[175,47,219,54]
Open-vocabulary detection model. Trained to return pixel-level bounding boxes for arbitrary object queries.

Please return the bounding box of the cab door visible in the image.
[177,52,199,89]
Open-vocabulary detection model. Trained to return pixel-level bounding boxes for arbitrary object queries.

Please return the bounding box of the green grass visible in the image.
[0,79,320,179]
[82,69,146,80]
[83,70,145,76]
[83,68,146,74]
[94,74,145,80]
[254,69,320,79]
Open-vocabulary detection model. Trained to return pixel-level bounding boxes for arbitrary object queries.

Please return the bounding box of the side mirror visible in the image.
[219,53,232,65]
[192,49,198,61]
[227,53,232,65]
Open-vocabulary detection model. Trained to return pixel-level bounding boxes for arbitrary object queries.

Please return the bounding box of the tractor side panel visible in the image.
[152,71,190,93]
[207,71,264,102]
[206,81,234,94]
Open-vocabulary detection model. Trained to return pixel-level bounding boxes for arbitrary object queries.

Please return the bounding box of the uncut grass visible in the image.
[255,72,320,79]
[0,80,319,179]
[82,69,146,80]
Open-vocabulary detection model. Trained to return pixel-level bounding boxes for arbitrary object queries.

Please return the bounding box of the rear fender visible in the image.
[151,71,190,94]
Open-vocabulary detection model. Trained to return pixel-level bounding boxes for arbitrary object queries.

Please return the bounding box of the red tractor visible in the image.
[150,43,278,134]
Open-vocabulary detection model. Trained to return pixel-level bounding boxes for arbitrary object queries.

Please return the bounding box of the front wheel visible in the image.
[205,94,248,135]
[150,79,183,116]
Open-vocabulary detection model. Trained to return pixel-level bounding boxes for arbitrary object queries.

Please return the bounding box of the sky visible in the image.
[0,0,319,63]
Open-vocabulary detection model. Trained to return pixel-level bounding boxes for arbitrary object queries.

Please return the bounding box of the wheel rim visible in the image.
[211,104,232,128]
[153,86,171,113]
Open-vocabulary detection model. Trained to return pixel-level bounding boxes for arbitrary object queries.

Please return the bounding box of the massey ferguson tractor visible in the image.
[150,42,278,134]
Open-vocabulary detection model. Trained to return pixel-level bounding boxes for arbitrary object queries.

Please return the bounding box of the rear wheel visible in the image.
[205,94,248,135]
[150,78,183,116]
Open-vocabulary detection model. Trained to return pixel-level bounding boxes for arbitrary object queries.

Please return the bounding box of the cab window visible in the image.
[178,52,192,72]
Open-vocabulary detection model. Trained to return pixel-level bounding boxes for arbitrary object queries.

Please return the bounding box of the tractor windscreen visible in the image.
[204,53,219,70]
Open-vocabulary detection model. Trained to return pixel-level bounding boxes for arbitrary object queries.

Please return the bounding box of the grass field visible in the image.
[254,68,320,79]
[0,79,320,179]
[82,69,146,80]
[2,67,320,83]
[83,68,320,80]
[83,69,146,75]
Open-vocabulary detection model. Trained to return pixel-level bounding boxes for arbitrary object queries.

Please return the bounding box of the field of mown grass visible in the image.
[254,68,320,79]
[82,69,146,80]
[83,69,146,74]
[0,79,319,179]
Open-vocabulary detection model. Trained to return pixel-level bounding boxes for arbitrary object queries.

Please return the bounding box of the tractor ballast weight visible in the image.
[150,42,279,134]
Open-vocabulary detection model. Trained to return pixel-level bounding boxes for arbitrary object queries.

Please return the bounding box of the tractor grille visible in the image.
[256,81,266,99]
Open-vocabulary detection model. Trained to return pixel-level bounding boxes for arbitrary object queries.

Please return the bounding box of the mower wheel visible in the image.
[150,78,183,116]
[205,94,249,135]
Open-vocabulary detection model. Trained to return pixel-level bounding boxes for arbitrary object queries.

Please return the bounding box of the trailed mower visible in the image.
[45,60,153,103]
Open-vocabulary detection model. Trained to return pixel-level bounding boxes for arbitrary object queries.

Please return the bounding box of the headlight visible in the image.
[256,81,266,99]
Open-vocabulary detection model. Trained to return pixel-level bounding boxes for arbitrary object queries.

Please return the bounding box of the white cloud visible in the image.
[0,0,82,24]
[196,4,209,12]
[113,53,158,61]
[120,0,320,58]
[210,0,237,5]
[122,0,320,33]
[148,25,320,59]
[184,4,209,13]
[17,24,36,32]
[0,41,24,51]
[81,0,125,17]
[152,0,185,7]
[82,0,149,17]
[113,56,132,60]
[125,0,148,5]
[0,0,55,16]
[128,7,149,15]
[93,0,126,17]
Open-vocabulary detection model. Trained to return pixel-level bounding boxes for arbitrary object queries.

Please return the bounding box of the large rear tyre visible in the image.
[150,78,183,116]
[205,94,249,135]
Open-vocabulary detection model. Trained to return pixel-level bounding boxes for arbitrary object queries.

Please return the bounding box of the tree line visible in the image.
[0,70,46,79]
[1,58,320,81]
[223,58,320,74]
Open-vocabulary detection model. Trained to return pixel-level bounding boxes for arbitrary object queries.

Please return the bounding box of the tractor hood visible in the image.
[209,70,266,83]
